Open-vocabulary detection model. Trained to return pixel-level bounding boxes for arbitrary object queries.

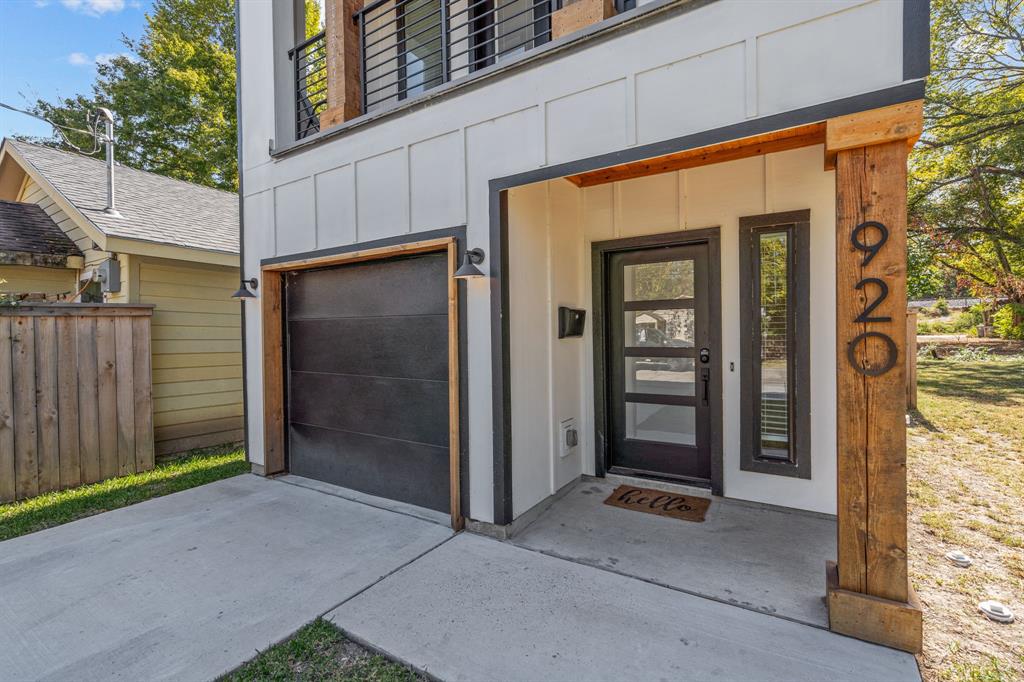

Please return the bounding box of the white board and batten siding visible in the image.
[239,0,919,522]
[137,257,243,456]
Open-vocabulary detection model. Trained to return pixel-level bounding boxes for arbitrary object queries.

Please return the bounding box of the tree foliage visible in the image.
[28,0,237,191]
[909,0,1024,302]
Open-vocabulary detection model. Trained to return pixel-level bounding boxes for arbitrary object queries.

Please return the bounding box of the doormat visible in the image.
[603,485,711,523]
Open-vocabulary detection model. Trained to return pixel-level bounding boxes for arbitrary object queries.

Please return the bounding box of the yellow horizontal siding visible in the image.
[154,403,243,429]
[152,365,242,384]
[138,258,242,455]
[151,325,241,341]
[0,265,77,296]
[152,352,242,369]
[153,378,243,398]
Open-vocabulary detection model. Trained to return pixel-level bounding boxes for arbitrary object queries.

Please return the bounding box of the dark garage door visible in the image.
[285,252,450,513]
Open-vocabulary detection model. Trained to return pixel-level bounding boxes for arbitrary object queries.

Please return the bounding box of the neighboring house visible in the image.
[0,199,83,298]
[0,140,243,456]
[238,0,929,653]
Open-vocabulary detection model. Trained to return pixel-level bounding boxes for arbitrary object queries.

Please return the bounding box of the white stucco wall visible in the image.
[507,145,836,516]
[239,0,915,522]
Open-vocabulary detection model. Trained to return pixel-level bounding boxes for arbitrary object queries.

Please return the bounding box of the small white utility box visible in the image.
[559,417,578,458]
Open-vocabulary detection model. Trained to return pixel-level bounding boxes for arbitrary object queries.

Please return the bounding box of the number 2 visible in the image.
[854,277,892,323]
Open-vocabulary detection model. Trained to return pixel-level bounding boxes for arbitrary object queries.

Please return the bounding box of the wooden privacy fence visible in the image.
[0,304,155,503]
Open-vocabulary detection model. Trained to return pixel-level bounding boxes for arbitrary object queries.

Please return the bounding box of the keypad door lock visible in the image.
[699,347,710,364]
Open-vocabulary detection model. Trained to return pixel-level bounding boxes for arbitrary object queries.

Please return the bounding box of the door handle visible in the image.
[700,368,710,406]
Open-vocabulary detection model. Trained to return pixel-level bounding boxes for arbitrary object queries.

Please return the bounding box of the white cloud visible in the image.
[60,0,126,15]
[67,51,134,67]
[95,52,131,65]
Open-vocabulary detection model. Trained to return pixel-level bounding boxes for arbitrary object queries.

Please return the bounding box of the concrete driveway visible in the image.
[0,475,452,682]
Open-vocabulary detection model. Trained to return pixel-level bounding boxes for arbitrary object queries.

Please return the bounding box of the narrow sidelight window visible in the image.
[739,210,811,479]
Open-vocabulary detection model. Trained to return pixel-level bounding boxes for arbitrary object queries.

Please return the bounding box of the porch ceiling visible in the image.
[564,122,826,188]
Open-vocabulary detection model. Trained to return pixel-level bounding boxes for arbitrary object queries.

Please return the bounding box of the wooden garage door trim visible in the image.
[261,237,462,529]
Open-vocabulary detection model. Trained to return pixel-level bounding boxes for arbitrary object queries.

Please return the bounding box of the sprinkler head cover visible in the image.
[945,550,973,568]
[978,600,1014,624]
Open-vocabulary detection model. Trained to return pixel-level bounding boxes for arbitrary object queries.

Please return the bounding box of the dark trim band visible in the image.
[903,0,931,81]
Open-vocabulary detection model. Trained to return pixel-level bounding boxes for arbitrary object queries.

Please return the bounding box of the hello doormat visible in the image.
[603,485,711,523]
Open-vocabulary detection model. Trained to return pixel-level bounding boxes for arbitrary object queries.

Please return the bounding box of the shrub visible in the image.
[993,303,1024,340]
[917,319,932,335]
[947,345,992,362]
[952,311,980,333]
[932,298,950,317]
[930,320,954,334]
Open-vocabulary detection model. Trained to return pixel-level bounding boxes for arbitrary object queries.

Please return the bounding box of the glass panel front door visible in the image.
[606,242,712,483]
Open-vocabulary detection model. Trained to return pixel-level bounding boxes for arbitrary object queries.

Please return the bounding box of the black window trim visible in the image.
[739,209,811,479]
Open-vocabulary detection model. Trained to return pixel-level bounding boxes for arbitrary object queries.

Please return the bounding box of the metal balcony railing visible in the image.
[355,0,553,112]
[289,30,328,140]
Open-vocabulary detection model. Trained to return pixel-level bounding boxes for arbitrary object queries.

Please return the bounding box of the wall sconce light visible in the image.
[231,277,259,300]
[453,248,486,280]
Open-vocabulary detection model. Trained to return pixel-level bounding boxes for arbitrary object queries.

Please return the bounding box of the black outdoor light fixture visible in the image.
[453,247,486,280]
[231,277,259,300]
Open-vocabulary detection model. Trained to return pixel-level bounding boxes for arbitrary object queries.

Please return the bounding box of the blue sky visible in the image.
[0,0,152,140]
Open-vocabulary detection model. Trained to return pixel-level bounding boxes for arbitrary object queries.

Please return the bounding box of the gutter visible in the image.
[234,0,251,464]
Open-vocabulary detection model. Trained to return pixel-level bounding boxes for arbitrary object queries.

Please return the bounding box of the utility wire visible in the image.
[0,101,102,155]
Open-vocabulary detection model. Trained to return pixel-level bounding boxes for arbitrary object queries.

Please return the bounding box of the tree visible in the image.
[908,0,1024,303]
[29,0,237,191]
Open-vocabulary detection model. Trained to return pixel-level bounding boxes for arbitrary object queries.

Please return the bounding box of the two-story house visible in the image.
[237,0,929,653]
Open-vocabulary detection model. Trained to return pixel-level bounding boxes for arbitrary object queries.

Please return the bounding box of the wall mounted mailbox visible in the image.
[558,307,586,338]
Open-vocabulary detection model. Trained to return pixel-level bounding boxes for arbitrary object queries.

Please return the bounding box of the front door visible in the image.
[606,242,712,484]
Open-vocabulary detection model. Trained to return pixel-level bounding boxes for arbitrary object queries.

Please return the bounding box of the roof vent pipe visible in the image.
[95,108,121,218]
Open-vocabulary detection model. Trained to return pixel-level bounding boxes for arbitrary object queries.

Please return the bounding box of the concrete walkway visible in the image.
[329,533,921,682]
[0,475,452,682]
[0,475,920,681]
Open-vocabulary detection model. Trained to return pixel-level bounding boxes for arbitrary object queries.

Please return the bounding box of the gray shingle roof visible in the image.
[7,139,238,255]
[0,199,82,257]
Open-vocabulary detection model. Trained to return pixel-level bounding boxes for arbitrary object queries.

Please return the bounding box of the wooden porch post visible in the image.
[826,101,924,653]
[320,0,364,130]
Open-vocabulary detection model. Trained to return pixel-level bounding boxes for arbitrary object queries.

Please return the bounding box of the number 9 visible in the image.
[851,221,889,266]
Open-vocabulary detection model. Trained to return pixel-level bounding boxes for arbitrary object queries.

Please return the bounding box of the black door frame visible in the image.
[591,227,723,495]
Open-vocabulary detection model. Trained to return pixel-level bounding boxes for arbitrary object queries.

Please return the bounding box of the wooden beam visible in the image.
[552,0,615,40]
[447,241,463,531]
[833,138,921,652]
[565,123,826,188]
[261,271,286,475]
[320,0,364,129]
[826,562,922,653]
[825,100,923,168]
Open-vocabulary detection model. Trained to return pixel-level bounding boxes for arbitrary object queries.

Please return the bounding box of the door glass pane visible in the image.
[759,231,790,460]
[625,309,694,347]
[624,260,694,301]
[625,403,696,446]
[401,0,443,98]
[626,357,695,396]
[495,0,536,62]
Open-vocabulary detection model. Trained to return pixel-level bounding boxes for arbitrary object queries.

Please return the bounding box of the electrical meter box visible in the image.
[96,259,121,293]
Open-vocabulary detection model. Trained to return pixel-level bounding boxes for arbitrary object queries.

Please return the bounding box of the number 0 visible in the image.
[847,331,898,376]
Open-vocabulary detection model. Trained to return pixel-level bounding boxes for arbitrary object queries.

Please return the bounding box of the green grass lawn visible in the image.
[223,619,419,682]
[0,444,248,542]
[908,355,1024,682]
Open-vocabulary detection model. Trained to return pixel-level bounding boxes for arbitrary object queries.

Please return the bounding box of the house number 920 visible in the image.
[847,221,898,377]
